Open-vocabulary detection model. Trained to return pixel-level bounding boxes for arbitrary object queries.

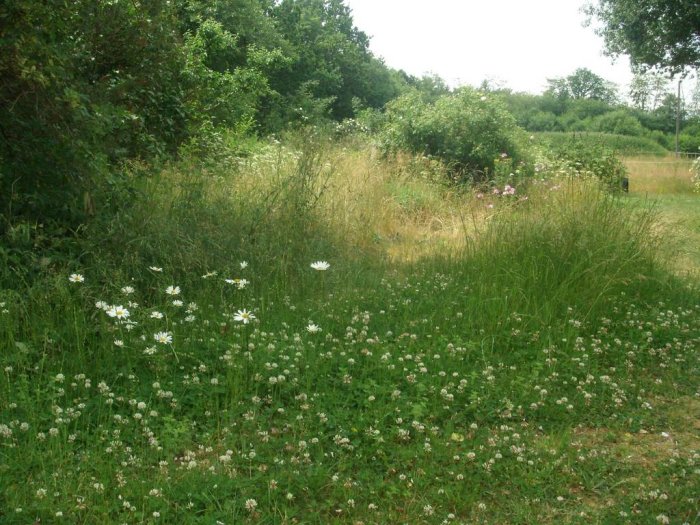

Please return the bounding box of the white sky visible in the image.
[344,0,636,95]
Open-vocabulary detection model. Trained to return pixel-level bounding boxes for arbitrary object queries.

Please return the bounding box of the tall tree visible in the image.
[546,68,618,104]
[585,0,700,74]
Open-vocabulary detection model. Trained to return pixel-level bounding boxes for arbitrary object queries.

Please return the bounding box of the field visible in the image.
[1,142,699,524]
[625,155,700,277]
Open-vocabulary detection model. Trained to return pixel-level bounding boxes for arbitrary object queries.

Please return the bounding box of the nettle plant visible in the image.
[380,87,533,183]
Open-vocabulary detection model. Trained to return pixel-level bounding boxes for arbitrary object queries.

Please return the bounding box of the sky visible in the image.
[343,0,636,95]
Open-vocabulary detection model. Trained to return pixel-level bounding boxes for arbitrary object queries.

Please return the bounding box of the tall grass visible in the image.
[1,135,698,524]
[624,155,696,195]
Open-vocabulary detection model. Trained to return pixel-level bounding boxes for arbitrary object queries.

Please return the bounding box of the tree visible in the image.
[586,0,700,74]
[629,70,671,110]
[546,68,618,104]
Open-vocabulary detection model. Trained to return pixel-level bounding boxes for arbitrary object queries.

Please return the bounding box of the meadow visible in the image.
[1,138,699,525]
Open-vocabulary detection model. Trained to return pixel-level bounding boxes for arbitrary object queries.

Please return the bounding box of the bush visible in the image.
[589,110,646,136]
[538,133,628,191]
[380,88,532,182]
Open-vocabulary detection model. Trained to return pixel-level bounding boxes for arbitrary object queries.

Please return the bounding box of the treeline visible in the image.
[1,0,440,230]
[493,68,700,152]
[2,1,698,238]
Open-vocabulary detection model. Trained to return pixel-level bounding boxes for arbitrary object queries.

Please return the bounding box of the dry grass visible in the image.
[624,155,700,279]
[319,148,482,261]
[623,155,696,195]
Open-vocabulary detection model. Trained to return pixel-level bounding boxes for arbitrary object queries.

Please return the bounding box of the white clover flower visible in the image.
[121,286,135,295]
[234,309,255,324]
[68,273,85,283]
[149,266,163,272]
[306,323,321,334]
[95,301,109,310]
[150,311,164,319]
[310,261,330,271]
[245,499,257,512]
[172,300,183,307]
[114,340,124,347]
[240,261,248,269]
[165,285,180,296]
[153,332,173,344]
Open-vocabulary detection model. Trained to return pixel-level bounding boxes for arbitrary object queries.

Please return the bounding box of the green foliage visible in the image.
[381,88,532,181]
[589,109,646,136]
[538,133,630,190]
[265,0,401,126]
[0,0,404,257]
[546,68,618,104]
[586,0,700,73]
[537,131,669,157]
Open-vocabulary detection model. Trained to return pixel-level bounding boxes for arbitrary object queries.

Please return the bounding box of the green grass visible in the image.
[536,132,668,157]
[625,155,700,279]
[1,139,699,524]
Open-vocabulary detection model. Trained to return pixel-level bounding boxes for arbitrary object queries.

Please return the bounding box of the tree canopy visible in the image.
[586,0,700,73]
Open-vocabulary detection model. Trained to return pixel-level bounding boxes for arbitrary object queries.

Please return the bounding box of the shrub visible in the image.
[380,88,532,182]
[589,110,646,136]
[538,133,628,191]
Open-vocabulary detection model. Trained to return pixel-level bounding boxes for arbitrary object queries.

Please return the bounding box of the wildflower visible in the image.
[310,261,330,271]
[106,305,130,319]
[172,300,183,307]
[225,278,249,289]
[69,273,85,283]
[114,340,124,347]
[306,323,321,334]
[245,498,258,512]
[503,184,516,195]
[95,301,109,310]
[240,261,249,269]
[150,311,164,319]
[153,332,173,344]
[165,285,180,296]
[234,309,256,324]
[149,266,163,272]
[121,286,135,295]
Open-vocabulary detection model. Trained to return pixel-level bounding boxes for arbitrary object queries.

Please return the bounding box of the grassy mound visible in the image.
[536,131,668,157]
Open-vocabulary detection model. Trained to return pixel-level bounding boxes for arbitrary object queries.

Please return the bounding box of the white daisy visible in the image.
[106,305,130,319]
[233,309,256,324]
[153,332,173,344]
[310,261,330,271]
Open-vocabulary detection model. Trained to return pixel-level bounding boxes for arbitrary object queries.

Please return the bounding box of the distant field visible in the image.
[625,155,700,278]
[536,132,669,157]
